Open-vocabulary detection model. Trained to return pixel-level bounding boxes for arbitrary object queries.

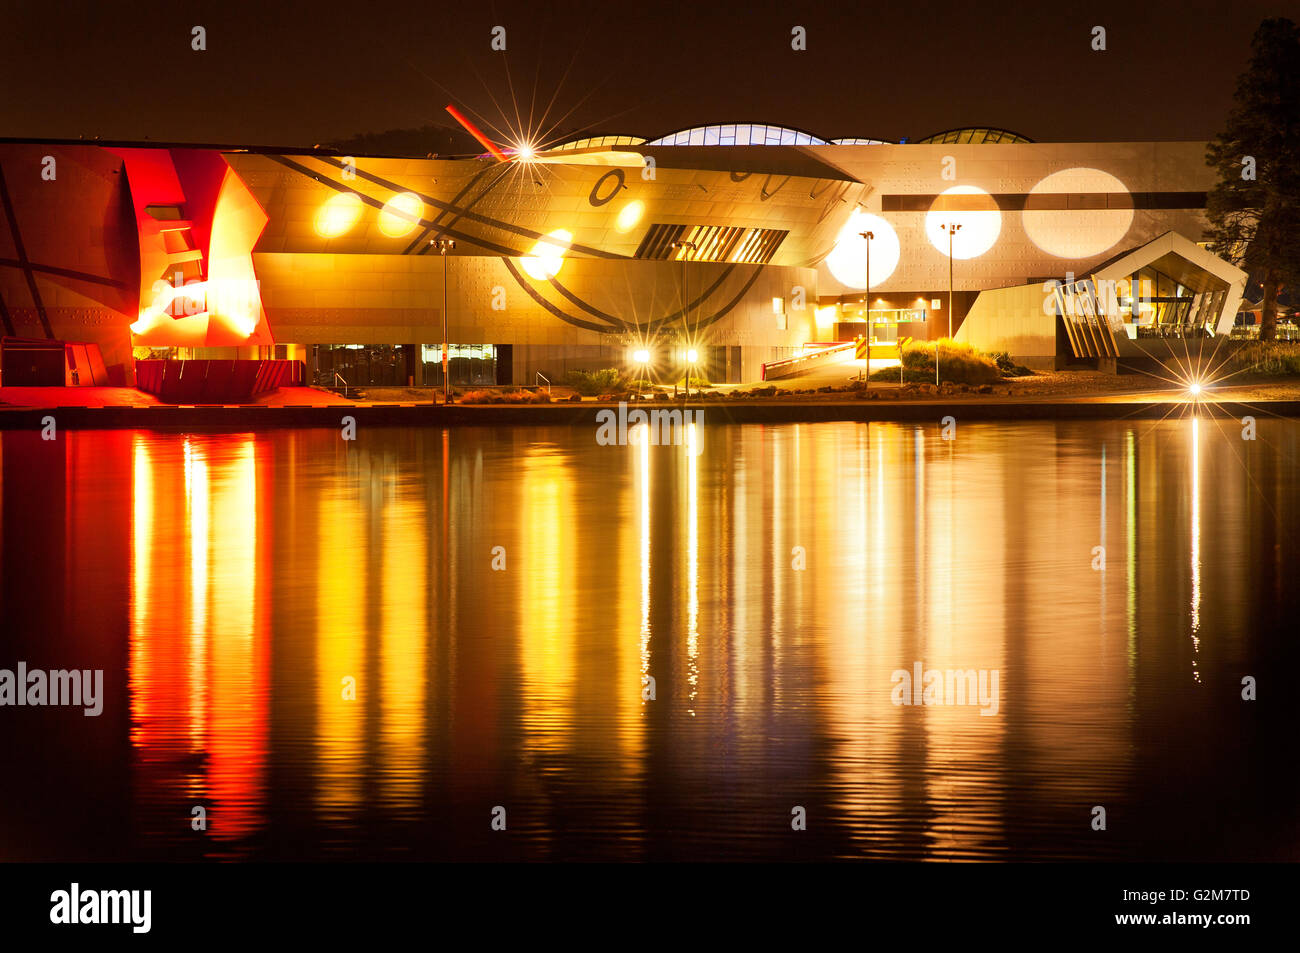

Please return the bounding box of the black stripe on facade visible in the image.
[0,163,54,338]
[882,192,1207,212]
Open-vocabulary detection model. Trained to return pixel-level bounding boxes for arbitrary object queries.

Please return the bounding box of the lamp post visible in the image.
[670,239,697,399]
[633,347,651,398]
[939,222,961,386]
[434,238,456,403]
[859,230,873,385]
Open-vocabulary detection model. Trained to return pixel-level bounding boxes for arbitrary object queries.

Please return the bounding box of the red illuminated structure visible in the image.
[444,105,509,161]
[110,147,271,348]
[0,143,273,390]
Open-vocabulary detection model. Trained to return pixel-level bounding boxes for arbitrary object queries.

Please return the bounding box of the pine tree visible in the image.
[1205,18,1300,341]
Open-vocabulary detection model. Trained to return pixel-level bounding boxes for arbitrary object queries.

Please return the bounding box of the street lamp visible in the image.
[633,347,651,398]
[859,230,873,385]
[433,238,457,403]
[939,222,962,386]
[670,239,697,399]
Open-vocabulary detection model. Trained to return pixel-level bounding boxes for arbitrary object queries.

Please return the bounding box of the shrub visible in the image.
[458,389,550,404]
[989,351,1035,377]
[871,339,1001,385]
[565,368,629,395]
[1223,342,1300,376]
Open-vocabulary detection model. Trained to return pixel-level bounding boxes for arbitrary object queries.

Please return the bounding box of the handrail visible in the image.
[760,341,857,380]
[334,371,348,397]
[535,371,550,394]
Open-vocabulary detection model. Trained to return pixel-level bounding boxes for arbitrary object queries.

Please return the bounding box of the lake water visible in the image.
[2,417,1298,861]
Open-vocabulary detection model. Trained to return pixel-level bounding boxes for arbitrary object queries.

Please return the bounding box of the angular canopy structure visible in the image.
[957,231,1248,367]
[1091,230,1246,338]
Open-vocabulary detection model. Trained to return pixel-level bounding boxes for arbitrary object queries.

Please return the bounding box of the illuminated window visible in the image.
[421,343,498,386]
[644,123,828,146]
[913,127,1033,144]
[549,135,646,151]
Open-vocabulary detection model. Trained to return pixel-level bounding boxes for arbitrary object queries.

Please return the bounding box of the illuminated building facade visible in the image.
[0,127,1238,386]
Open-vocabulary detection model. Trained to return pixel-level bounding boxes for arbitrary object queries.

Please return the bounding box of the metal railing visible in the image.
[334,371,348,397]
[535,371,551,394]
[760,341,857,380]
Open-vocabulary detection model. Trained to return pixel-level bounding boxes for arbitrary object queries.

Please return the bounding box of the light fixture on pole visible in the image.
[859,229,873,385]
[434,238,456,403]
[939,222,962,386]
[633,347,651,398]
[670,239,697,400]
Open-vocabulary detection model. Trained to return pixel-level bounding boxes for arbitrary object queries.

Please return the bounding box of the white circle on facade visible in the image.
[1022,167,1133,258]
[825,210,901,289]
[925,186,1001,260]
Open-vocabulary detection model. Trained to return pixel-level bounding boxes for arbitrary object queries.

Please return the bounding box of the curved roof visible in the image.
[645,123,828,146]
[549,135,646,151]
[548,125,1032,151]
[913,127,1033,144]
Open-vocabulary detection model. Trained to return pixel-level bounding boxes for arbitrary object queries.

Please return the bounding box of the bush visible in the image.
[1222,342,1300,376]
[674,376,711,389]
[565,368,629,396]
[989,351,1035,377]
[870,339,1001,385]
[458,389,551,404]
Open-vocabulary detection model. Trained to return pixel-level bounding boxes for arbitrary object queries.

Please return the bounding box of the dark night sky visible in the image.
[0,0,1289,148]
